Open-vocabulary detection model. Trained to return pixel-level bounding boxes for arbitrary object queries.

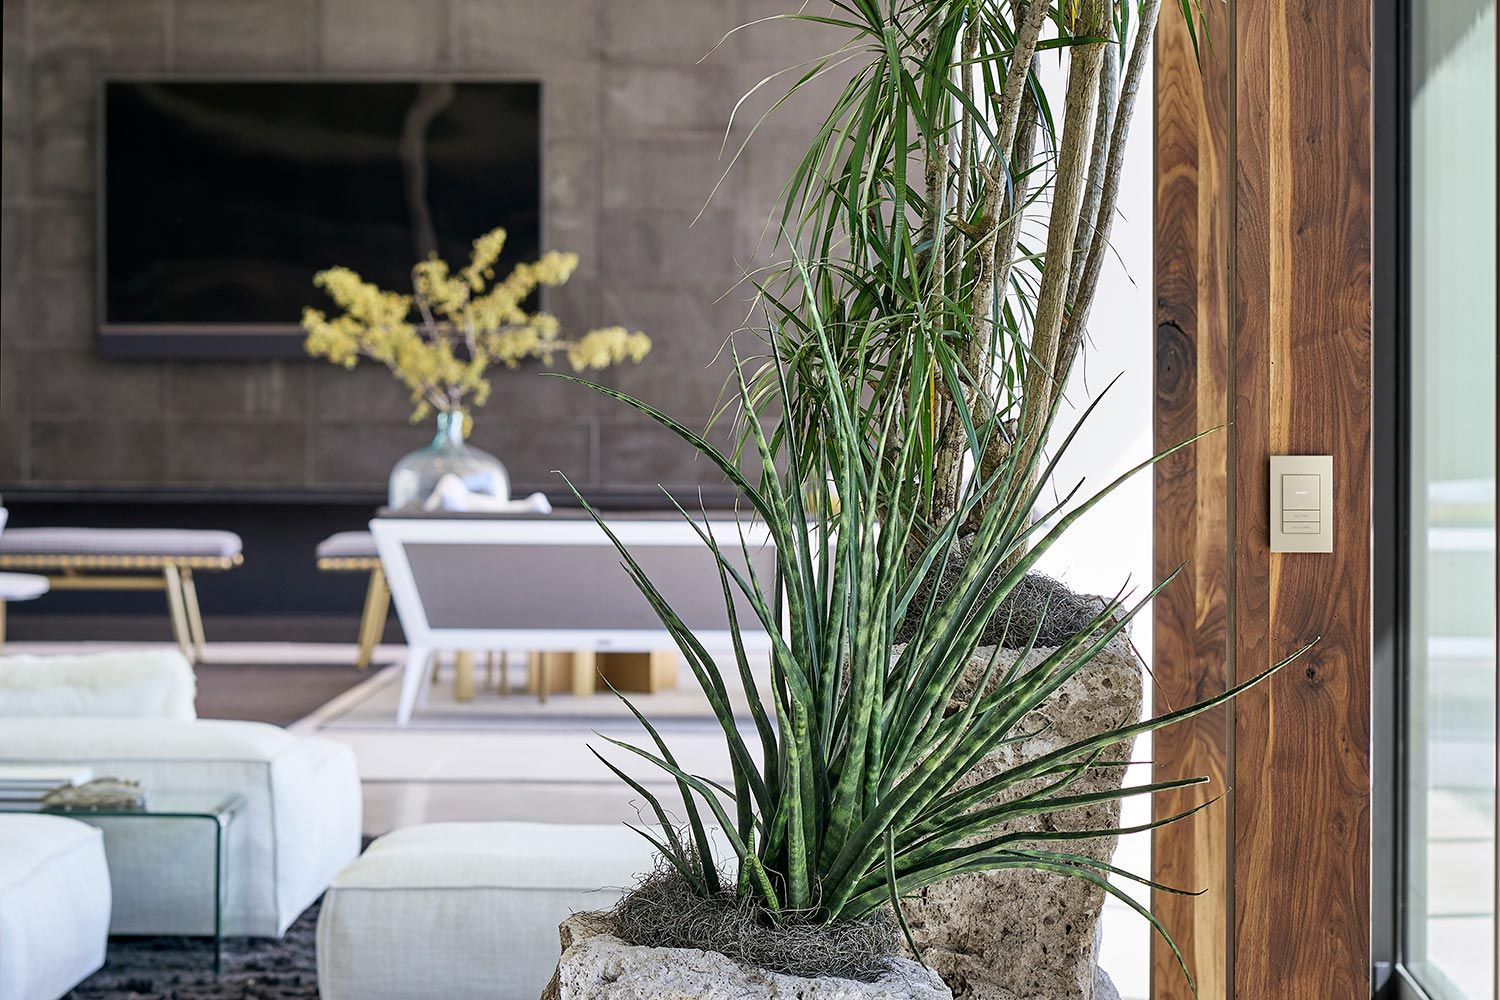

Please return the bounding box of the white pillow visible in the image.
[0,651,196,720]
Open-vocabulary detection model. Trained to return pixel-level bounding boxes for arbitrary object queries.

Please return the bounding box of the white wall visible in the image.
[1032,44,1156,1000]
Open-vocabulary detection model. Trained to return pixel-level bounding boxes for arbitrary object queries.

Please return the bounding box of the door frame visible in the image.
[1371,2,1500,997]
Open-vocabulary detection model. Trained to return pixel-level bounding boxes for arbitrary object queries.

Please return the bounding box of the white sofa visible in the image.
[0,814,111,1000]
[317,822,665,1000]
[0,647,359,937]
[0,718,360,938]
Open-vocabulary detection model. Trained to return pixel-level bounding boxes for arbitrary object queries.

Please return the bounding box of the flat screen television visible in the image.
[100,80,541,358]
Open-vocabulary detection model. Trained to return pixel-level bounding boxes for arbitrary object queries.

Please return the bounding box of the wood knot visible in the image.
[1155,321,1191,400]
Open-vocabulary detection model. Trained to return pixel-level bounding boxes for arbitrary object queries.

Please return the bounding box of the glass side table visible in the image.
[44,791,244,974]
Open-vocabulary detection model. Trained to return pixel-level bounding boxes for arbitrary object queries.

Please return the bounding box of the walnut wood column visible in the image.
[1153,1,1374,997]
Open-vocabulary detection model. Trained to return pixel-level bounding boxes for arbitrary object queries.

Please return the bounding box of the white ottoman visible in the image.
[0,814,111,1000]
[316,822,664,1000]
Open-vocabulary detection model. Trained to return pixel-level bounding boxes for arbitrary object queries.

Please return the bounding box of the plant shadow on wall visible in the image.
[530,1,1313,999]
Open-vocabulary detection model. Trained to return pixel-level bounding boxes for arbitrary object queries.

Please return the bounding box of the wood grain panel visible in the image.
[1151,0,1233,995]
[1229,0,1373,994]
[1153,0,1373,996]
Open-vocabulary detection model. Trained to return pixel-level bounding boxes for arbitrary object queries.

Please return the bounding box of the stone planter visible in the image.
[901,634,1144,1000]
[540,912,953,1000]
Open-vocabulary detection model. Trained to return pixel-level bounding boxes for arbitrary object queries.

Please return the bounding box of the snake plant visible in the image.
[550,259,1305,994]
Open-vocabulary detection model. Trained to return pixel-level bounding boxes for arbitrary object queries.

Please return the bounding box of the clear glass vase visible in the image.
[387,411,510,510]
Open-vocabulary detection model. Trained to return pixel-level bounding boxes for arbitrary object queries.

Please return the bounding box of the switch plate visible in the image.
[1270,455,1333,553]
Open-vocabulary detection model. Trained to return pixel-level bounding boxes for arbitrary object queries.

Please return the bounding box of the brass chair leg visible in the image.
[0,600,7,650]
[162,565,194,663]
[180,567,207,663]
[355,568,389,670]
[372,571,390,654]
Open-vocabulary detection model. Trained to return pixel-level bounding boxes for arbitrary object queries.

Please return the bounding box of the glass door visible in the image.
[1401,2,1497,998]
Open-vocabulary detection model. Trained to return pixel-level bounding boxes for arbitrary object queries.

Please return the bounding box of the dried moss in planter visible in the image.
[610,866,901,982]
[899,568,1112,648]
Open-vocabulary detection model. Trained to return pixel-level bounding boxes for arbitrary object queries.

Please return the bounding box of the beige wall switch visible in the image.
[1270,456,1334,553]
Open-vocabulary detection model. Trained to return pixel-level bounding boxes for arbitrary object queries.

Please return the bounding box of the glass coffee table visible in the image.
[44,791,244,974]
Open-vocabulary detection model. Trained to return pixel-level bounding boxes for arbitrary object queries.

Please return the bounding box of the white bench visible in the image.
[0,814,111,1000]
[0,573,47,649]
[315,531,390,670]
[0,509,49,651]
[316,822,666,1000]
[0,525,243,663]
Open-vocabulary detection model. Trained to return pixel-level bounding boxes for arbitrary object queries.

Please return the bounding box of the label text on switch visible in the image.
[1282,474,1321,511]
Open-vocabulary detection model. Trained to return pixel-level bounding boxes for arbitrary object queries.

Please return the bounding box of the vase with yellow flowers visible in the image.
[302,227,650,509]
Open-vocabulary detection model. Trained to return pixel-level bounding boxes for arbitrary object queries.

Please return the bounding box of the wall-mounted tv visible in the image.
[100,80,541,358]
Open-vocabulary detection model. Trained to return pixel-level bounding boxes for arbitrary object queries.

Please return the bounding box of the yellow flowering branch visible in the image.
[302,227,651,422]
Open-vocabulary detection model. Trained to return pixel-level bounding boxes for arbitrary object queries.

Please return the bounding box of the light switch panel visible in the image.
[1270,455,1333,553]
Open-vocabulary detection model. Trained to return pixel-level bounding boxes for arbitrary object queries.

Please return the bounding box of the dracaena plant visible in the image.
[717,0,1194,541]
[552,262,1303,992]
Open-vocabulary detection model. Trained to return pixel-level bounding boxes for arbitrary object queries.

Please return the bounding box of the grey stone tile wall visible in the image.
[0,0,837,494]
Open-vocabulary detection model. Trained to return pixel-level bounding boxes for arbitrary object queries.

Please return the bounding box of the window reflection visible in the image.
[1406,2,1497,997]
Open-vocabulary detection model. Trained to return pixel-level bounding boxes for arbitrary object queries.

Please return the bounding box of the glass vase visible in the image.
[387,411,510,510]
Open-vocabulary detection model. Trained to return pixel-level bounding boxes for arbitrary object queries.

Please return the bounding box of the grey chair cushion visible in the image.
[316,531,377,561]
[0,572,48,600]
[0,528,243,559]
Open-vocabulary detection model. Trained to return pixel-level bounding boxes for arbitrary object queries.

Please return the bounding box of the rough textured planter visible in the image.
[902,635,1144,1000]
[540,912,953,1000]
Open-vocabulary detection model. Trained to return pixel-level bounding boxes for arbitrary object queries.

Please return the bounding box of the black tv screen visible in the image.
[101,80,541,357]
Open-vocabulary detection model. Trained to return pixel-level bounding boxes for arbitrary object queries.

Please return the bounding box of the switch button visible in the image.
[1282,474,1321,511]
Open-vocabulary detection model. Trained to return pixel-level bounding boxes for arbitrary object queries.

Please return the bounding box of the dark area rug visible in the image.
[194,662,371,727]
[68,899,322,1000]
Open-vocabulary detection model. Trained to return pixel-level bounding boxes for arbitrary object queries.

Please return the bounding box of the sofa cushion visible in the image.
[0,717,297,762]
[0,650,196,720]
[0,528,242,559]
[0,814,111,1000]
